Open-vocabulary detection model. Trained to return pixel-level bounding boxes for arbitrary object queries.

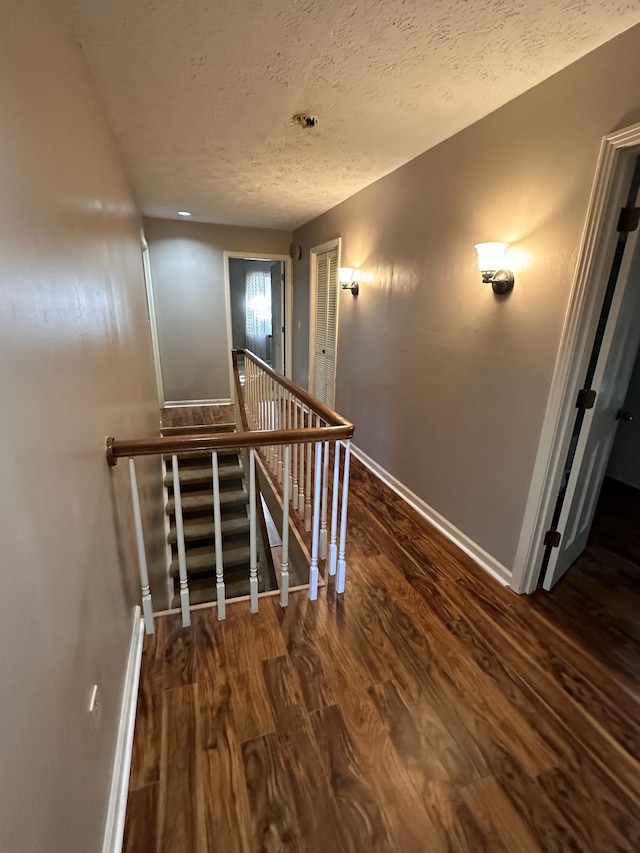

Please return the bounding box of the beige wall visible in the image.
[293,24,640,572]
[0,2,162,851]
[144,218,291,402]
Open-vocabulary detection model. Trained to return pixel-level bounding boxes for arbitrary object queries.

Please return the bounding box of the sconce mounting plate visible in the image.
[490,269,514,295]
[342,281,359,296]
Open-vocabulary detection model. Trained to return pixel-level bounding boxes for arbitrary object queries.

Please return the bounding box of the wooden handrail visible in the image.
[107,426,352,466]
[106,350,354,466]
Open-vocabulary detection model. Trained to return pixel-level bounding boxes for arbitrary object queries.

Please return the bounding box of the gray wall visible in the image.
[607,342,640,489]
[0,1,162,850]
[292,24,640,571]
[144,218,291,402]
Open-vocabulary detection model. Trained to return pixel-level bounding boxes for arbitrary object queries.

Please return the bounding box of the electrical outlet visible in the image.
[89,684,103,734]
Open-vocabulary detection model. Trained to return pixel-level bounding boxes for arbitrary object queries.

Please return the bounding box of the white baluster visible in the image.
[287,395,294,499]
[337,440,351,594]
[276,387,284,486]
[252,361,257,425]
[280,445,291,607]
[268,378,275,473]
[257,366,262,428]
[171,455,191,627]
[247,361,254,426]
[309,441,323,600]
[304,412,314,531]
[298,405,306,516]
[249,448,258,612]
[212,452,226,621]
[253,361,258,424]
[253,363,258,427]
[128,458,154,634]
[262,369,267,430]
[319,438,329,560]
[328,441,340,576]
[292,399,299,508]
[250,362,262,429]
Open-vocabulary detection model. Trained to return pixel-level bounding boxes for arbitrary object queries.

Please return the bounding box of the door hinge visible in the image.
[544,529,562,548]
[576,388,597,410]
[617,206,640,233]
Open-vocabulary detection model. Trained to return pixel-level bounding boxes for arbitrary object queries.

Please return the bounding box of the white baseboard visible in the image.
[102,607,144,853]
[163,398,231,408]
[351,444,512,587]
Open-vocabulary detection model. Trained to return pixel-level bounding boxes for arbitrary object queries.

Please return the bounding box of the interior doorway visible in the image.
[511,123,640,595]
[540,173,640,589]
[223,252,293,392]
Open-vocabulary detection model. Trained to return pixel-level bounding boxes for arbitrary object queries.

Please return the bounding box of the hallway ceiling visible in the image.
[61,0,640,231]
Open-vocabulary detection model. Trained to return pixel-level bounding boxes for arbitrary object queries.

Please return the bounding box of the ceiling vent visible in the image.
[293,114,318,129]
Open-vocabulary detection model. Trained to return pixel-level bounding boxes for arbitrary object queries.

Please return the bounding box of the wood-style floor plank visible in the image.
[312,703,392,852]
[123,444,640,852]
[164,613,196,689]
[128,617,165,790]
[156,685,206,853]
[262,655,343,852]
[460,776,541,853]
[190,607,255,851]
[242,732,302,852]
[123,783,158,853]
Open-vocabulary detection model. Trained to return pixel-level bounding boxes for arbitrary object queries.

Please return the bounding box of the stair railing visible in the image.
[233,348,354,597]
[106,351,354,634]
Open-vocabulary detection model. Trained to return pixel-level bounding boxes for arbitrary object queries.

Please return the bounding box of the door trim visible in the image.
[141,234,165,408]
[308,237,342,397]
[223,251,293,399]
[511,122,640,594]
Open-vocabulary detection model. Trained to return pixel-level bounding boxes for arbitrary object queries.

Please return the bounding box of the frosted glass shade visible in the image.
[474,242,508,272]
[338,267,354,284]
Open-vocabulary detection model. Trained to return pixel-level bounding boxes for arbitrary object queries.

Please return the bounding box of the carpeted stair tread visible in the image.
[166,489,248,514]
[162,448,240,463]
[169,544,251,577]
[167,516,250,544]
[163,463,243,487]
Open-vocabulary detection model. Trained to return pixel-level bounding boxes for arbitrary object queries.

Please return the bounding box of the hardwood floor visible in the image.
[161,404,236,429]
[528,475,640,696]
[123,461,640,852]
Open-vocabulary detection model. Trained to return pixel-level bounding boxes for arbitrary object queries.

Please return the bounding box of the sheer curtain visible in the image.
[245,268,272,361]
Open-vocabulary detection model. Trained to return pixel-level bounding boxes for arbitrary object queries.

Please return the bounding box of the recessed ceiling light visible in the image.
[177,210,191,217]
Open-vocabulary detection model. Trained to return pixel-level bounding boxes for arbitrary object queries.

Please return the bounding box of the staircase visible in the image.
[162,423,269,606]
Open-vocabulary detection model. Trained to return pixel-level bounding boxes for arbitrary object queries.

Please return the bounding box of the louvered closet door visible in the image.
[313,248,338,407]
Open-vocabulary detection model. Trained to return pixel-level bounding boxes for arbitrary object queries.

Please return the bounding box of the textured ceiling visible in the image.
[60,0,640,230]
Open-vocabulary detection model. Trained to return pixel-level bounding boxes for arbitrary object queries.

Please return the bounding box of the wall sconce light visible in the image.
[474,242,515,294]
[338,267,359,295]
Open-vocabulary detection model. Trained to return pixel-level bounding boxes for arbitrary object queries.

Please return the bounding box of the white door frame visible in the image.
[308,237,342,397]
[141,233,165,408]
[223,251,293,397]
[511,123,640,594]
